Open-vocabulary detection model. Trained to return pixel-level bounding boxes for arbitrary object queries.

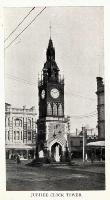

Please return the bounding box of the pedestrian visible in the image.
[91,152,95,163]
[16,154,21,164]
[85,153,88,162]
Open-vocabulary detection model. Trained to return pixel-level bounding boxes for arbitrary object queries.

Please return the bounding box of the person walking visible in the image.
[91,151,95,163]
[16,154,21,164]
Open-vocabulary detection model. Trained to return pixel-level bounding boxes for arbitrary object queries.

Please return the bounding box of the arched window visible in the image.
[53,103,57,116]
[47,103,52,115]
[58,104,63,116]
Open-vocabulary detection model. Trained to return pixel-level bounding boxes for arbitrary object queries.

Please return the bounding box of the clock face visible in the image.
[50,88,59,99]
[41,90,45,99]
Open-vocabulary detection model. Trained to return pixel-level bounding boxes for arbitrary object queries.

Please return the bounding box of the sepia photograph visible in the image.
[4,6,105,191]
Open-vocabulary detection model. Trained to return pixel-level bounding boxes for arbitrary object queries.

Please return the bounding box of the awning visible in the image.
[87,141,105,147]
[5,144,36,150]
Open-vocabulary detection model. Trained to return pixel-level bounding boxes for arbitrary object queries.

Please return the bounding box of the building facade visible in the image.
[70,136,83,159]
[96,77,105,140]
[5,103,37,159]
[37,38,70,162]
[78,127,98,141]
[70,128,98,160]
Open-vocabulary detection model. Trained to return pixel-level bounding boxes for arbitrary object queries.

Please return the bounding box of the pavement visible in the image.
[6,159,105,191]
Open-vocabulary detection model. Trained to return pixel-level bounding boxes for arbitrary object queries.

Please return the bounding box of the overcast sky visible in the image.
[4,7,104,132]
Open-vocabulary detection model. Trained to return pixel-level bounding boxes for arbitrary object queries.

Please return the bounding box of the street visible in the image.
[6,160,105,191]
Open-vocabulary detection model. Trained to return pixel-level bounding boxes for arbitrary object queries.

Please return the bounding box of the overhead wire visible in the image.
[5,73,97,102]
[4,7,98,123]
[5,74,98,119]
[5,7,46,50]
[70,111,97,117]
[5,73,37,86]
[4,7,35,42]
[65,90,96,101]
[70,113,97,119]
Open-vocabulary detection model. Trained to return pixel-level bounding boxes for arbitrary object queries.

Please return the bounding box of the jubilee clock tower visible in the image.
[37,38,70,162]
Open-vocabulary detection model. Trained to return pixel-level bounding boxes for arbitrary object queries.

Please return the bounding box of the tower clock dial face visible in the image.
[50,88,59,99]
[41,90,45,99]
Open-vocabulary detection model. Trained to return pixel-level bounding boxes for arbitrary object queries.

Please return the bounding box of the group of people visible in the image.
[11,153,21,164]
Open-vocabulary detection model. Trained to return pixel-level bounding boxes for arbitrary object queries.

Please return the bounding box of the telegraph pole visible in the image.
[82,126,85,163]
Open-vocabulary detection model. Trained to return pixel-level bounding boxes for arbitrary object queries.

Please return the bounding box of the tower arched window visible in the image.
[58,104,63,116]
[47,103,52,115]
[53,103,57,116]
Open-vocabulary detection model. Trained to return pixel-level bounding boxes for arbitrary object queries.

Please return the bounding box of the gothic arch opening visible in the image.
[51,142,62,162]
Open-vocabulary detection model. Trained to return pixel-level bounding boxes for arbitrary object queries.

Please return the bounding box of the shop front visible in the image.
[86,141,105,161]
[6,144,36,160]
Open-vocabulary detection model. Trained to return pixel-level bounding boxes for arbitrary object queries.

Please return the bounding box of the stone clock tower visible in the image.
[37,38,70,162]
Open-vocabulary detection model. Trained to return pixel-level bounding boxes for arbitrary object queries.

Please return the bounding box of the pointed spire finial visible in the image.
[49,22,52,38]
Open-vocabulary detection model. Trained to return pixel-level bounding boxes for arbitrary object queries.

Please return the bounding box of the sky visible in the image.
[4,7,104,132]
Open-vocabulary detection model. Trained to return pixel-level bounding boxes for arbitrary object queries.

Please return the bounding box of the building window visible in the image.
[58,104,63,116]
[16,131,20,140]
[28,119,31,129]
[8,118,10,126]
[21,131,22,140]
[71,140,73,146]
[8,131,10,140]
[28,132,31,140]
[53,103,57,116]
[20,120,22,127]
[14,131,16,140]
[14,131,20,140]
[32,118,33,128]
[80,141,83,146]
[15,119,22,127]
[47,103,52,115]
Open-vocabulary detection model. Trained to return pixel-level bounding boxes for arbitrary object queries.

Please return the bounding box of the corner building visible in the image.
[5,103,37,159]
[37,38,70,162]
